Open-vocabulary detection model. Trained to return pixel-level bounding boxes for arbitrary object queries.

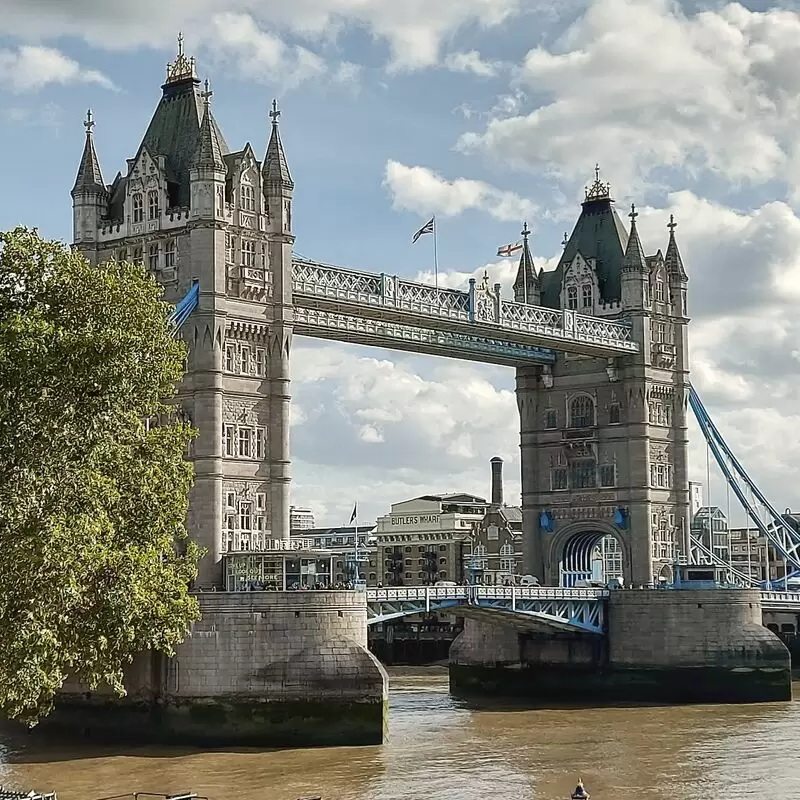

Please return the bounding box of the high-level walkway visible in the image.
[292,259,638,365]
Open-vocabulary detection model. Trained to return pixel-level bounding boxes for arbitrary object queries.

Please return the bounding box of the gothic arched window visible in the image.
[132,193,143,223]
[567,286,578,310]
[581,284,592,308]
[569,395,594,428]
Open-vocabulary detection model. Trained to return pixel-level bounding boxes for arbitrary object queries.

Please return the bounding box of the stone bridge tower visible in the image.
[515,172,690,587]
[70,39,294,587]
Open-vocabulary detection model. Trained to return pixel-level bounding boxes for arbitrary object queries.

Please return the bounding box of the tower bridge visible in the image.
[58,38,797,747]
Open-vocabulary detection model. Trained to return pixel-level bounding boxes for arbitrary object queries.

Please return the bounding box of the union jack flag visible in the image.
[412,217,435,243]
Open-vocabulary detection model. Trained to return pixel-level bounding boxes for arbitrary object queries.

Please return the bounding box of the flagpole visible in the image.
[433,215,439,289]
[353,502,360,584]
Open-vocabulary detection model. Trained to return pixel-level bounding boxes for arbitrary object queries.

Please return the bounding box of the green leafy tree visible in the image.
[0,227,201,724]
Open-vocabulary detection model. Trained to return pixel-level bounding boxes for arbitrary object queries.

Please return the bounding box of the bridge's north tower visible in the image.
[70,41,294,586]
[515,173,690,587]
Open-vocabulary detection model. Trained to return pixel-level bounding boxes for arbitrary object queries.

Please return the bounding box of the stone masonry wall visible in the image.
[50,591,388,747]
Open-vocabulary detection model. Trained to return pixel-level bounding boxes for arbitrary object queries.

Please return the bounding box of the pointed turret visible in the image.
[71,109,108,248]
[191,80,225,170]
[622,203,647,273]
[513,222,540,304]
[72,109,106,196]
[664,214,688,282]
[263,99,293,189]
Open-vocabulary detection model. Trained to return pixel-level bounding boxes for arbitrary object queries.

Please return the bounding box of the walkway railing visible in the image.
[292,258,638,358]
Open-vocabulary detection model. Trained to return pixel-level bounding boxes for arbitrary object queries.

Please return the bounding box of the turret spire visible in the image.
[191,79,225,170]
[664,214,688,281]
[71,108,106,196]
[622,202,647,273]
[263,98,293,188]
[513,221,539,303]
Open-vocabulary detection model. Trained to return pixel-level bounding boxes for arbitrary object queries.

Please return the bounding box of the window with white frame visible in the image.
[224,425,236,457]
[242,240,256,268]
[648,400,671,426]
[581,284,592,308]
[132,193,144,223]
[599,462,616,487]
[225,345,237,373]
[500,542,513,556]
[256,428,266,459]
[240,346,251,375]
[570,459,596,489]
[164,239,176,269]
[655,279,666,302]
[550,467,568,491]
[650,462,673,489]
[147,190,159,220]
[239,501,252,532]
[256,348,266,377]
[567,286,578,310]
[240,184,255,212]
[238,427,252,458]
[132,246,143,265]
[569,395,594,428]
[225,234,235,264]
[147,243,159,271]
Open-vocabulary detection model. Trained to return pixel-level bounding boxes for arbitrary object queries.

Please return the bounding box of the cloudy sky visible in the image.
[2,0,799,529]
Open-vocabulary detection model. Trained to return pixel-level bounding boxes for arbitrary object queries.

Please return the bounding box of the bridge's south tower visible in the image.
[516,173,690,587]
[70,41,294,586]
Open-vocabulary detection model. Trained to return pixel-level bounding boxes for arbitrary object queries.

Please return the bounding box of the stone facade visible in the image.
[450,590,791,704]
[51,592,388,746]
[513,178,691,587]
[71,46,293,587]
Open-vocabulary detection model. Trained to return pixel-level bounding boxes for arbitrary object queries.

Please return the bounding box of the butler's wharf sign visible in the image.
[391,514,441,526]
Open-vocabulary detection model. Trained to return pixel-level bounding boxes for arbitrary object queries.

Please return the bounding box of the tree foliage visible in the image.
[0,227,201,724]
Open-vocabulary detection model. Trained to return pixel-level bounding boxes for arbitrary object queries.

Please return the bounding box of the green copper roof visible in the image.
[541,192,629,308]
[138,76,229,207]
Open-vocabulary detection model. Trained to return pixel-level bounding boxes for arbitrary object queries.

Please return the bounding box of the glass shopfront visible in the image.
[224,552,333,591]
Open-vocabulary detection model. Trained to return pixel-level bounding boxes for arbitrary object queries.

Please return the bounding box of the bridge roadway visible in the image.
[365,586,800,635]
[291,258,639,365]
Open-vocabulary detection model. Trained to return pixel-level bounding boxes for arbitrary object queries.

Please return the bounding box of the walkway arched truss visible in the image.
[366,586,609,634]
[559,530,623,588]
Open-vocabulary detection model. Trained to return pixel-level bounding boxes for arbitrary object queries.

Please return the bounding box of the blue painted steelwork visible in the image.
[689,386,800,585]
[169,281,200,332]
[365,586,608,634]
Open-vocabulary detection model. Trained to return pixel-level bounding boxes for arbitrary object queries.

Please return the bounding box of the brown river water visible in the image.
[0,669,798,800]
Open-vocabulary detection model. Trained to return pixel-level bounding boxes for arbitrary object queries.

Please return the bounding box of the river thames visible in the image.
[0,669,798,800]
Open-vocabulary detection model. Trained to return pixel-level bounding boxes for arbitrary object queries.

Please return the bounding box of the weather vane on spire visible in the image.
[668,214,677,233]
[84,108,95,134]
[201,79,213,105]
[521,221,530,239]
[270,99,281,125]
[629,202,638,222]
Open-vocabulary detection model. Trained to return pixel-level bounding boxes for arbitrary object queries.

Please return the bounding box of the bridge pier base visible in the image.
[43,592,389,748]
[450,590,791,705]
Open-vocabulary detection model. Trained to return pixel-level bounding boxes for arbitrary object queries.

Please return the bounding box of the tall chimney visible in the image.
[490,456,504,506]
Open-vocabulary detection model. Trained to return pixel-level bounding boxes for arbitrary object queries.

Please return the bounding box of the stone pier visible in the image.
[450,590,791,704]
[47,591,388,747]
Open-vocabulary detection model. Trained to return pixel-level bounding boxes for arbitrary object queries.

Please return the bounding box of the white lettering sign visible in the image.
[391,515,441,526]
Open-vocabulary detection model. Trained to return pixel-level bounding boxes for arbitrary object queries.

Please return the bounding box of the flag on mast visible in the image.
[412,217,435,244]
[497,241,523,257]
[349,502,358,524]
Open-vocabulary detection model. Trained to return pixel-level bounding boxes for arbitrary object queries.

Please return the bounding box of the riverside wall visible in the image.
[450,589,791,704]
[46,591,388,747]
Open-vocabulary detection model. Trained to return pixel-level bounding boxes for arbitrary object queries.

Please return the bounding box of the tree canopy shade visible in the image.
[0,228,201,724]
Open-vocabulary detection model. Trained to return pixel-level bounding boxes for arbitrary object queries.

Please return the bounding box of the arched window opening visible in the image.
[567,286,578,310]
[569,395,594,428]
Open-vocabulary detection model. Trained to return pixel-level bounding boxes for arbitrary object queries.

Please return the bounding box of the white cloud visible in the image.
[384,160,536,221]
[0,0,524,72]
[443,50,501,77]
[458,0,800,198]
[290,340,520,526]
[0,46,114,92]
